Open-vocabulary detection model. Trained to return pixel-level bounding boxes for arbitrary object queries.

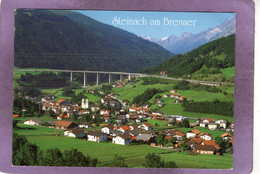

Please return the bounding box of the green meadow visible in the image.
[14,123,233,169]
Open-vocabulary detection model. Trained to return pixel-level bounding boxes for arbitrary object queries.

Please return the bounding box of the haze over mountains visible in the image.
[139,17,235,54]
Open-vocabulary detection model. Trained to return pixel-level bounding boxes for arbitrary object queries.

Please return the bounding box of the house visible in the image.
[78,109,90,115]
[160,71,167,75]
[198,132,213,140]
[202,140,220,150]
[186,131,197,139]
[101,125,114,134]
[221,133,233,140]
[208,123,218,130]
[129,107,138,113]
[54,120,78,130]
[199,122,207,128]
[173,131,185,140]
[104,117,111,123]
[170,90,177,93]
[130,124,138,130]
[186,137,204,149]
[87,131,108,142]
[91,105,100,112]
[64,128,84,138]
[112,133,132,145]
[78,122,91,128]
[136,118,144,123]
[116,115,126,123]
[13,114,20,118]
[140,123,153,130]
[155,99,163,104]
[24,118,42,126]
[179,96,186,101]
[152,111,163,116]
[163,94,170,98]
[118,125,131,133]
[135,134,156,144]
[100,109,110,115]
[193,145,216,155]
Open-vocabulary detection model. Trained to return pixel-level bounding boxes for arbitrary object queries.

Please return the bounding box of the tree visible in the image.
[12,133,39,166]
[110,154,128,167]
[156,135,164,146]
[144,153,177,168]
[144,153,163,168]
[180,143,190,151]
[71,112,77,122]
[63,149,98,167]
[38,148,64,166]
[183,120,190,128]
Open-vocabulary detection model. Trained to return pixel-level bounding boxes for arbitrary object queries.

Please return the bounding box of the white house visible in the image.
[64,128,84,138]
[186,131,197,139]
[91,105,100,112]
[100,109,110,115]
[112,134,132,145]
[87,131,107,142]
[101,125,114,134]
[208,123,218,130]
[139,123,153,131]
[199,122,207,127]
[118,125,131,133]
[78,122,91,128]
[104,117,111,123]
[24,118,42,126]
[199,133,213,140]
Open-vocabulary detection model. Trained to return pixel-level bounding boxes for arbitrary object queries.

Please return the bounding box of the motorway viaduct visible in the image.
[17,69,234,86]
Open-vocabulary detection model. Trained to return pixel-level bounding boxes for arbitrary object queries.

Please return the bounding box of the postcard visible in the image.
[0,0,254,174]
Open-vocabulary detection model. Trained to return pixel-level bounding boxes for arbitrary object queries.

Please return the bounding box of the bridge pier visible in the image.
[109,74,112,83]
[70,72,73,82]
[120,74,123,82]
[128,74,131,81]
[84,72,87,87]
[96,73,99,86]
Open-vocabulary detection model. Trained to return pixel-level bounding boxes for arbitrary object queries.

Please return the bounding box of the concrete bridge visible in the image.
[17,69,234,86]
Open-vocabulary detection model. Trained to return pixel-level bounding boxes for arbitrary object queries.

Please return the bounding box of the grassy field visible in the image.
[158,104,233,122]
[112,80,174,103]
[14,123,233,169]
[221,67,235,77]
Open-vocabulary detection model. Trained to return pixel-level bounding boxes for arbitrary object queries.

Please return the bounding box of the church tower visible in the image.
[81,98,89,109]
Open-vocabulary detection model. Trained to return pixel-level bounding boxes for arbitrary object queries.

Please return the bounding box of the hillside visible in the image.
[143,34,235,81]
[14,10,172,72]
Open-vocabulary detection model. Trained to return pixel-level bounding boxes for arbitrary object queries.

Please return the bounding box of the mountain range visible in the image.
[139,17,235,54]
[14,10,172,72]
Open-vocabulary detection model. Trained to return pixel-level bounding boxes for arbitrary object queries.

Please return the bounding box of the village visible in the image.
[14,79,234,156]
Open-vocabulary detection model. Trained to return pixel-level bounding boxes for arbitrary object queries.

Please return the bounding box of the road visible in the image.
[17,69,234,86]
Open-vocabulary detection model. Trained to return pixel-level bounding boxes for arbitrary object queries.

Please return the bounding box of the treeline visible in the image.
[133,88,161,106]
[143,34,235,78]
[19,72,68,87]
[173,80,222,93]
[141,77,170,85]
[182,99,234,117]
[13,95,43,117]
[13,133,98,166]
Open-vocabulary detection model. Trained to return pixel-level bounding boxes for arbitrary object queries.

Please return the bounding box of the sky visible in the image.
[75,10,235,39]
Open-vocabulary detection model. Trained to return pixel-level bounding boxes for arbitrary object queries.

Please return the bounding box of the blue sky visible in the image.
[75,10,235,39]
